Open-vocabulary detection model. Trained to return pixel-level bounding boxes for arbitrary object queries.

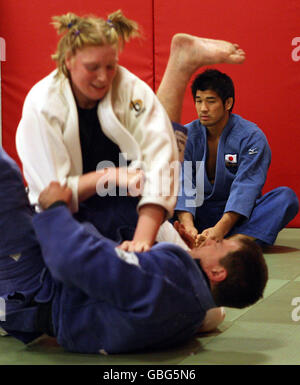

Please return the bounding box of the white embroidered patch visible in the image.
[248,147,258,155]
[10,253,21,262]
[129,99,146,118]
[114,248,140,267]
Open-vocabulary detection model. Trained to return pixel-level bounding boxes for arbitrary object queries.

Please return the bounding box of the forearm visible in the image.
[214,211,242,238]
[177,211,195,228]
[176,210,199,242]
[77,171,106,203]
[77,168,119,203]
[133,204,165,247]
[77,168,144,203]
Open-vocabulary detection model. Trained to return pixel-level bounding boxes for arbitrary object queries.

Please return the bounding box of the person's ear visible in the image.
[65,51,73,71]
[225,97,233,111]
[207,266,227,283]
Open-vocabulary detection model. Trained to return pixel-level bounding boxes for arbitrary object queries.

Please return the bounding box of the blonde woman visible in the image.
[16,9,246,252]
[16,10,180,252]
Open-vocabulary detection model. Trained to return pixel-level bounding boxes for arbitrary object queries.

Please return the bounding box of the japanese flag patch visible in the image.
[225,154,238,166]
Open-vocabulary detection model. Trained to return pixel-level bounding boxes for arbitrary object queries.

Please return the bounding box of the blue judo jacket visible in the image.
[0,148,38,257]
[32,206,216,354]
[176,113,271,219]
[0,147,216,354]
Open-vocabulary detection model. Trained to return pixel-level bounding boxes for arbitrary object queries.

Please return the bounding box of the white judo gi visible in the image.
[16,66,179,217]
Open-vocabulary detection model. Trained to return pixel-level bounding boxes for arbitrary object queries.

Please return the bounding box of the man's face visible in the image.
[194,238,240,278]
[65,44,119,109]
[195,89,231,129]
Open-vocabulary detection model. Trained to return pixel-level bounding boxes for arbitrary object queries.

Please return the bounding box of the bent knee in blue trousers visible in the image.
[230,186,299,244]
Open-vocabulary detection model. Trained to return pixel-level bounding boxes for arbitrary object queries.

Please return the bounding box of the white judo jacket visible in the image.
[16,66,179,217]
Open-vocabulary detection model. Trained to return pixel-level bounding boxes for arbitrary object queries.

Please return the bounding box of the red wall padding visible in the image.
[1,0,300,227]
[154,0,300,227]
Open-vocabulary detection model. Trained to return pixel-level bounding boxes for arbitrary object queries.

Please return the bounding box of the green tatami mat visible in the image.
[0,228,299,365]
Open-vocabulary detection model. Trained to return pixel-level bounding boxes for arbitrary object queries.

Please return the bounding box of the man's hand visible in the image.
[184,224,199,239]
[177,212,199,240]
[199,226,224,242]
[199,212,242,242]
[174,221,206,249]
[38,181,72,210]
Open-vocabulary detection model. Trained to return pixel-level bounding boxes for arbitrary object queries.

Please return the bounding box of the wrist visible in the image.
[213,223,228,238]
[215,212,241,237]
[177,212,194,227]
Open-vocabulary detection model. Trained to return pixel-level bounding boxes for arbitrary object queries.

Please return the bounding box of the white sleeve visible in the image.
[156,221,190,251]
[123,77,180,219]
[16,98,80,212]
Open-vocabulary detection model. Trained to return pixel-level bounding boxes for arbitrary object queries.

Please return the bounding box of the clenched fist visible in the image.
[38,181,72,210]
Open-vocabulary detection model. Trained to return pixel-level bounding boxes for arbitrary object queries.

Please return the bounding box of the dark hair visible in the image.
[211,238,268,309]
[191,69,235,112]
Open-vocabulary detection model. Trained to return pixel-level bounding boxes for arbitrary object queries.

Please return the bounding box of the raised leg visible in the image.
[156,34,246,123]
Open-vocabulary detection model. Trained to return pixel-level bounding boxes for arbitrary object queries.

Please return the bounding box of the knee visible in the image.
[275,186,299,217]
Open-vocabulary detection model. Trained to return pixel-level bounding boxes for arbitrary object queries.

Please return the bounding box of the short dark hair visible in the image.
[191,69,235,112]
[211,238,268,309]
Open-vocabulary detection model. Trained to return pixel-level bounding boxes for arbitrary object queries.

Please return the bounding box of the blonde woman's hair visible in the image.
[51,10,140,77]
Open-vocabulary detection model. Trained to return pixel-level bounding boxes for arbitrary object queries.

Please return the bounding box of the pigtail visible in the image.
[107,10,140,47]
[52,13,80,35]
[51,10,140,77]
[51,13,84,76]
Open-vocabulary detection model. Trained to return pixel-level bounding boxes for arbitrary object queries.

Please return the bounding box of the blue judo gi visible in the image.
[175,114,299,244]
[32,206,214,354]
[0,147,215,354]
[0,148,46,342]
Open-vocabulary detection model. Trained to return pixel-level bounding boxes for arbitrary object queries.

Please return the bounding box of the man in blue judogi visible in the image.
[0,147,268,354]
[175,69,299,246]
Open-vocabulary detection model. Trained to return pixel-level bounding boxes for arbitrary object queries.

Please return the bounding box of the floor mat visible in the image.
[0,228,299,365]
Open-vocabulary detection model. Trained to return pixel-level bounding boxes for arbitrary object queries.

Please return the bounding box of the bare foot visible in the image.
[169,33,246,74]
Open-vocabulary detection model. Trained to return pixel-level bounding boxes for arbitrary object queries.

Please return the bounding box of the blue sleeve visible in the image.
[32,206,176,309]
[224,130,271,218]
